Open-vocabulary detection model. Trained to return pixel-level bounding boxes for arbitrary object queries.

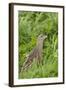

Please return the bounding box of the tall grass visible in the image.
[18,11,58,79]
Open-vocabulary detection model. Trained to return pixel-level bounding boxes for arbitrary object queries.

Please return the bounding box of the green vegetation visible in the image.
[18,11,58,79]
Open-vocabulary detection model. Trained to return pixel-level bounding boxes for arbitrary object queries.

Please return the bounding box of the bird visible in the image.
[21,34,47,72]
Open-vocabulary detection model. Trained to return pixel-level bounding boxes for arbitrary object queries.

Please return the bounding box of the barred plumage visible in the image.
[21,34,47,72]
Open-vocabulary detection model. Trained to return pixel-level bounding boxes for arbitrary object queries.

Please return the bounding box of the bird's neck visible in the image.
[36,40,43,50]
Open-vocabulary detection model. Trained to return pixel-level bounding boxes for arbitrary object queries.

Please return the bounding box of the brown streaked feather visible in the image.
[21,34,47,72]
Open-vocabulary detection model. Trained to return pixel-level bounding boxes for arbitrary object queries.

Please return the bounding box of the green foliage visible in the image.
[18,11,58,79]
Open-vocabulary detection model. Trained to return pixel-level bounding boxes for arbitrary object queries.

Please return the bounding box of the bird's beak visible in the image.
[43,35,47,40]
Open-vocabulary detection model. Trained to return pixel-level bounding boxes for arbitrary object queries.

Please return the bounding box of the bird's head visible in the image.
[38,34,47,41]
[37,34,47,47]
